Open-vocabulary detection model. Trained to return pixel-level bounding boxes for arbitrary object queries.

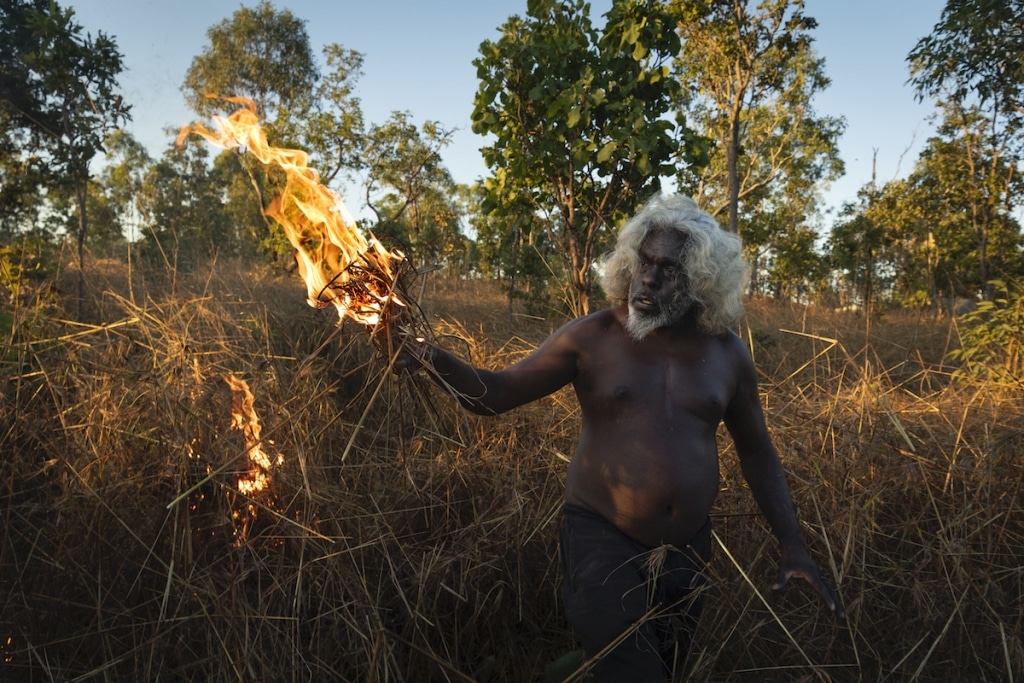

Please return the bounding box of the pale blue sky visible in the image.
[68,0,947,222]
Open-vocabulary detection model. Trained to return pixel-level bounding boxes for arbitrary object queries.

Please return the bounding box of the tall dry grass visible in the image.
[1,255,1022,682]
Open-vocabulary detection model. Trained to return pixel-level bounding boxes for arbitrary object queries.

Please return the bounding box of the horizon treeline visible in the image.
[2,0,1022,319]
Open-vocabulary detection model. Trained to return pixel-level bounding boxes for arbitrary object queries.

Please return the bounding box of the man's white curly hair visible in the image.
[600,194,748,335]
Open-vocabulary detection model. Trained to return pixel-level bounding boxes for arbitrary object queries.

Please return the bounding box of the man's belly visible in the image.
[564,437,720,548]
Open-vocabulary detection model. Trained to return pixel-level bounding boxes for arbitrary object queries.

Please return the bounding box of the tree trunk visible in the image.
[507,225,519,326]
[726,107,741,234]
[576,272,591,317]
[76,178,88,320]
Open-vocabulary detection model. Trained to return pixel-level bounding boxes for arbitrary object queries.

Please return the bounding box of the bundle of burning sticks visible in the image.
[178,96,428,360]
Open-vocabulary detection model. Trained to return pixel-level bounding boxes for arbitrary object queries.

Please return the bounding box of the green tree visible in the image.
[208,148,277,259]
[1,0,51,236]
[899,107,1024,302]
[372,183,470,277]
[909,0,1024,154]
[0,0,130,316]
[182,4,368,261]
[45,174,125,259]
[0,140,47,237]
[474,189,559,315]
[473,0,696,316]
[857,176,940,311]
[764,222,824,301]
[826,110,1024,316]
[909,0,1024,302]
[182,2,315,262]
[826,192,892,311]
[100,130,153,245]
[137,139,234,281]
[360,112,462,260]
[673,0,843,239]
[302,44,366,185]
[182,0,316,126]
[742,202,825,301]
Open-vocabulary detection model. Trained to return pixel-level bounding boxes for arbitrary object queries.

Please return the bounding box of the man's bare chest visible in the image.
[575,348,732,425]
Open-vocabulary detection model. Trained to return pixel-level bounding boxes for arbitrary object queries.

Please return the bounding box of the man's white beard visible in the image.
[625,305,672,341]
[625,294,694,341]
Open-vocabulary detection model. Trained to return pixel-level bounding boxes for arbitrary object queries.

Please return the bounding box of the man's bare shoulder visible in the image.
[537,307,626,355]
[700,327,757,372]
[555,307,626,339]
[721,327,757,361]
[713,327,749,351]
[548,307,619,332]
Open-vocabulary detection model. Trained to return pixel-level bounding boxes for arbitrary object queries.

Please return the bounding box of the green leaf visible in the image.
[596,140,618,163]
[632,40,646,61]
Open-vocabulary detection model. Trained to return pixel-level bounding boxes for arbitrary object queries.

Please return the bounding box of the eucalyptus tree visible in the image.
[182,1,316,258]
[862,177,940,310]
[361,113,453,227]
[827,174,947,313]
[909,0,1024,156]
[902,108,1024,301]
[186,12,365,182]
[0,0,130,316]
[473,0,698,316]
[370,183,470,276]
[97,131,153,245]
[303,45,366,185]
[746,202,826,300]
[673,0,844,239]
[182,3,368,259]
[353,110,471,274]
[909,0,1024,300]
[0,143,47,237]
[137,139,235,276]
[456,181,556,316]
[44,174,125,259]
[183,1,317,127]
[827,113,1024,315]
[826,193,893,311]
[475,189,560,315]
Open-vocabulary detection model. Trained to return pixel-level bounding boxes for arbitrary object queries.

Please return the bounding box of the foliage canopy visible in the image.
[472,0,698,315]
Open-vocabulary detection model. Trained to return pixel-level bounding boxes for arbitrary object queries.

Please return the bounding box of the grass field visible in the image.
[2,255,1022,682]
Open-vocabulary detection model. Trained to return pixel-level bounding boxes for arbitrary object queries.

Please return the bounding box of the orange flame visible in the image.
[178,96,406,330]
[224,374,282,496]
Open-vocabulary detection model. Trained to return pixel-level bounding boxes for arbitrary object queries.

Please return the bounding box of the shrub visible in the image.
[948,279,1024,386]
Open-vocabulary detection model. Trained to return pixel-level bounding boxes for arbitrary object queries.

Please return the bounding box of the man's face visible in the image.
[625,229,692,340]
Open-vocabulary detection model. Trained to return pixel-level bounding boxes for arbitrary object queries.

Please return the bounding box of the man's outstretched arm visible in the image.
[395,321,581,416]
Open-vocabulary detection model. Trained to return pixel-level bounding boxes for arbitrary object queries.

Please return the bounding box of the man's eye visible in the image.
[665,266,677,276]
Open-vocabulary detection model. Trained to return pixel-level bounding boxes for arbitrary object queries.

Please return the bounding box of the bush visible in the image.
[948,279,1024,386]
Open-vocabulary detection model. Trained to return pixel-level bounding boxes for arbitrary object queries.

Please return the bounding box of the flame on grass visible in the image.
[180,375,284,547]
[225,374,283,497]
[177,96,408,332]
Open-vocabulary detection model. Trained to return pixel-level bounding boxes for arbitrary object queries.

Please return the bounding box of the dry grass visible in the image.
[1,255,1022,682]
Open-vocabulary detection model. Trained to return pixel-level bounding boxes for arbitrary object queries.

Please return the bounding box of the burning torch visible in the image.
[177,96,427,362]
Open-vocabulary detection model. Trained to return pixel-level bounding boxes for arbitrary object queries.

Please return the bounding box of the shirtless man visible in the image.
[398,194,843,681]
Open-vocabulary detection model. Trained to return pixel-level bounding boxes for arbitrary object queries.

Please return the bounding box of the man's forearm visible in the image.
[741,452,805,550]
[417,344,501,415]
